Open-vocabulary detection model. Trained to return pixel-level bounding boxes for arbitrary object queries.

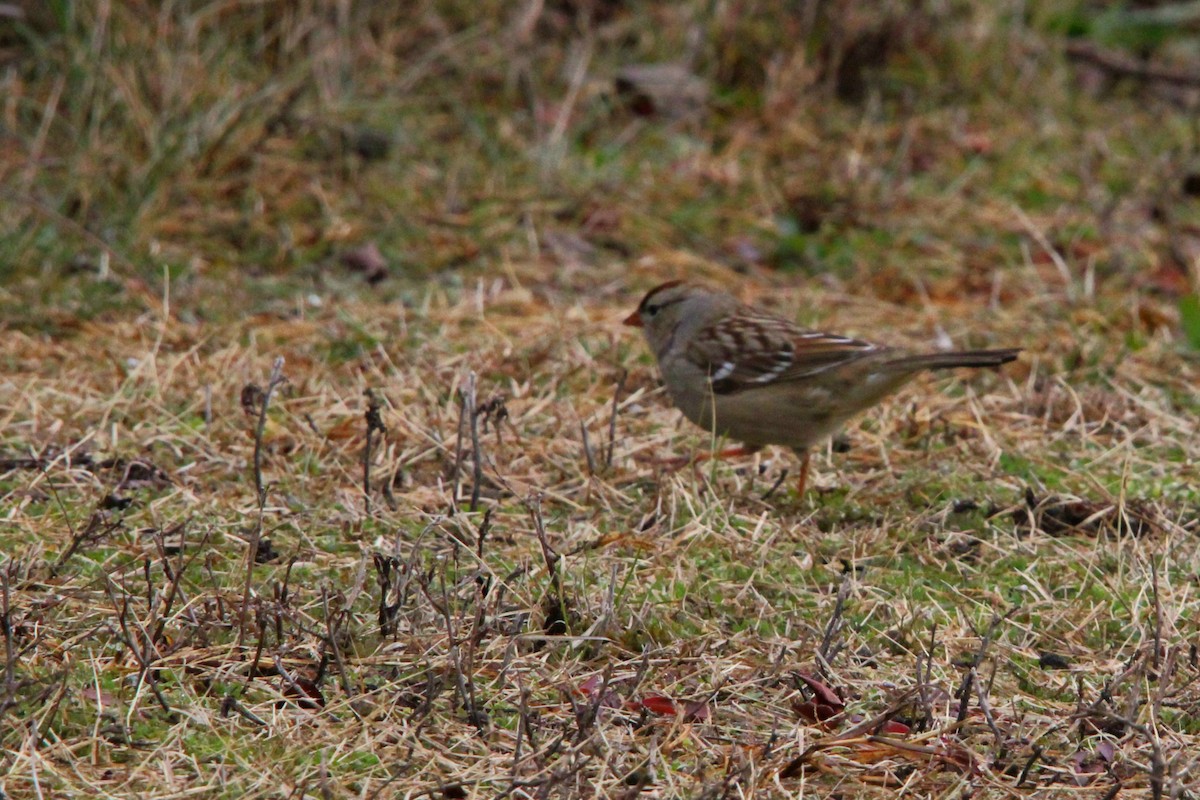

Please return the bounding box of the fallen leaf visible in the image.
[82,687,118,706]
[578,674,603,696]
[1017,488,1155,538]
[615,63,708,119]
[281,676,324,710]
[638,695,677,716]
[1038,651,1071,670]
[682,700,711,722]
[934,737,978,775]
[574,674,622,710]
[793,672,844,710]
[339,242,389,284]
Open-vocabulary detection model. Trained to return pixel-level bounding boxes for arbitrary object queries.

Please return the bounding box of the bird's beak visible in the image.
[622,311,643,328]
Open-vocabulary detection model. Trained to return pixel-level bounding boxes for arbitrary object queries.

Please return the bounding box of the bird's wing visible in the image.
[686,311,882,395]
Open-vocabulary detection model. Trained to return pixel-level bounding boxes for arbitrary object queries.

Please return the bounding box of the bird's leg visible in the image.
[657,445,756,470]
[795,449,811,497]
[695,445,757,463]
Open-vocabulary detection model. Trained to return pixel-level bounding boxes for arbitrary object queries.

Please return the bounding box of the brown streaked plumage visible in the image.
[624,281,1020,494]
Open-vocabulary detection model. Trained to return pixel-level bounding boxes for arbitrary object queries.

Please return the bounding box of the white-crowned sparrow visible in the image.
[623,281,1020,493]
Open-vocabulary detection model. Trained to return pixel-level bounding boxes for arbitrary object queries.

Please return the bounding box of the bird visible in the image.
[623,280,1020,495]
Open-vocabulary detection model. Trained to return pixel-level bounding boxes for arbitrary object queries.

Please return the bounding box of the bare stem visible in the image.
[605,369,627,469]
[241,357,286,640]
[362,388,387,515]
[467,374,483,512]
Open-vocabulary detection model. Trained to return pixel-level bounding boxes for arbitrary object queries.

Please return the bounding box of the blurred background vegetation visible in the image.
[1,0,1197,345]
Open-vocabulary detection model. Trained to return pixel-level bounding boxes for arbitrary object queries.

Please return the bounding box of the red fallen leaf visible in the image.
[580,205,621,234]
[1028,240,1105,267]
[639,695,677,716]
[793,700,840,724]
[880,720,911,735]
[281,676,325,710]
[1071,748,1110,784]
[1141,262,1191,297]
[631,694,710,721]
[958,131,993,155]
[682,700,711,722]
[1078,713,1126,737]
[793,672,845,724]
[793,672,844,711]
[578,674,603,696]
[935,738,978,775]
[1096,741,1115,762]
[614,63,708,119]
[339,242,389,284]
[572,674,623,711]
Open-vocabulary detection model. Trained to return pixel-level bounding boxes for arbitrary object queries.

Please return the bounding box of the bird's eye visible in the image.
[644,303,661,317]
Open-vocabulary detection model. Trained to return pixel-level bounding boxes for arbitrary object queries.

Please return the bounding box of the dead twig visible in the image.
[0,563,23,715]
[761,468,789,501]
[780,689,921,778]
[148,522,202,648]
[362,388,387,514]
[240,357,286,641]
[570,662,613,744]
[320,586,356,702]
[104,578,175,719]
[606,369,627,469]
[527,494,559,577]
[1066,40,1200,88]
[467,376,484,512]
[579,418,596,477]
[816,574,852,676]
[915,621,938,732]
[1015,744,1043,788]
[955,609,1012,724]
[374,554,408,638]
[50,507,121,576]
[452,372,485,512]
[220,694,267,726]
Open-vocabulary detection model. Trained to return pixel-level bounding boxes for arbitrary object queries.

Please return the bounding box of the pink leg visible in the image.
[659,445,755,470]
[796,451,811,498]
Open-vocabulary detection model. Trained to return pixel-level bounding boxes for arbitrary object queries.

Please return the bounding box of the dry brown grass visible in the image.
[3,2,1200,799]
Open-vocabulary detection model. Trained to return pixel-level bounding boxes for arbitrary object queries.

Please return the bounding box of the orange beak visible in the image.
[622,311,643,327]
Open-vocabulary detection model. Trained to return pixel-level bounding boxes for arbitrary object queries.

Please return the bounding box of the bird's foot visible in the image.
[655,445,757,471]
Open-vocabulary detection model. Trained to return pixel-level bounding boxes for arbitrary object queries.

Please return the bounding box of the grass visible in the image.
[3,1,1200,798]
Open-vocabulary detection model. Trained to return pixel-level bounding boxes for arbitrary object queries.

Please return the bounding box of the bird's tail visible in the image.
[887,348,1021,372]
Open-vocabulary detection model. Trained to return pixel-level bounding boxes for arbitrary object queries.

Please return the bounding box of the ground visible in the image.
[1,2,1199,798]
